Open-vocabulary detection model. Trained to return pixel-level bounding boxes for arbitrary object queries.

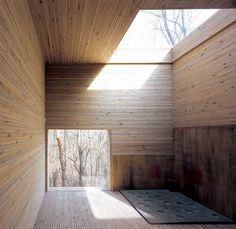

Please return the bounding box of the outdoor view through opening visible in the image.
[48,129,110,190]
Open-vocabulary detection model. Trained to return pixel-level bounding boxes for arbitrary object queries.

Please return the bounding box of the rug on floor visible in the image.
[120,189,234,224]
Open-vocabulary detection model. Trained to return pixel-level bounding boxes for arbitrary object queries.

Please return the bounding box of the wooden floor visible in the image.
[34,188,236,229]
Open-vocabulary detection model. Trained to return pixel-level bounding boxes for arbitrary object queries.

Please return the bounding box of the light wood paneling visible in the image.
[46,64,173,189]
[0,0,45,228]
[34,190,236,229]
[27,0,143,64]
[172,15,236,221]
[172,10,236,61]
[46,64,172,155]
[173,22,236,127]
[174,125,236,220]
[27,0,235,64]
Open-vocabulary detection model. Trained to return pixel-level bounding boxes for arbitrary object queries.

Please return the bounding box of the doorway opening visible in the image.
[47,129,110,190]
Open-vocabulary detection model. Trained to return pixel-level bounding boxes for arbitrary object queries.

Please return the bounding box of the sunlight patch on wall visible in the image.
[88,65,157,90]
[109,48,172,63]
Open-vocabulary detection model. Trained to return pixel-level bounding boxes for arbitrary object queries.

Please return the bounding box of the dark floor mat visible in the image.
[120,190,234,224]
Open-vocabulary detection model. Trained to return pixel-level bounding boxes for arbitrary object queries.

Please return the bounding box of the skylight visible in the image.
[109,9,218,63]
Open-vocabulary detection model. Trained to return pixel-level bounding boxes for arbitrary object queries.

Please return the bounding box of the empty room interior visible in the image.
[1,0,236,228]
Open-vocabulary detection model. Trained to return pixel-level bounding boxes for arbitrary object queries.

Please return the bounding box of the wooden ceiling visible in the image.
[27,0,235,64]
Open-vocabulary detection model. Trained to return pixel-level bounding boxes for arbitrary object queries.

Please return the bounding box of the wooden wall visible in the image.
[46,64,173,190]
[174,126,236,220]
[173,9,236,62]
[172,19,236,219]
[113,155,173,190]
[173,22,236,127]
[0,0,45,228]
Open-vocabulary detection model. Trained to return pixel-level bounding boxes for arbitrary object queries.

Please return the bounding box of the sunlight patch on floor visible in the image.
[85,188,140,219]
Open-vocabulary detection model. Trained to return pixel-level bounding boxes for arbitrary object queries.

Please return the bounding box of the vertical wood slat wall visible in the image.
[172,21,236,219]
[45,64,173,190]
[174,126,236,220]
[0,0,45,228]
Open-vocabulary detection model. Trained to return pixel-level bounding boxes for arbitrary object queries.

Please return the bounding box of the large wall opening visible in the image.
[48,129,110,190]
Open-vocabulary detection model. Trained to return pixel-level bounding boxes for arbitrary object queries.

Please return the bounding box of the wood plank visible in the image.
[173,10,236,61]
[173,22,236,127]
[27,0,143,63]
[34,189,236,229]
[28,0,234,64]
[45,63,173,190]
[46,64,173,156]
[0,0,45,228]
[113,155,173,190]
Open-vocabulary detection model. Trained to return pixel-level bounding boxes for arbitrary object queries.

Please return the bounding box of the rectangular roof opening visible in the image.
[109,9,218,63]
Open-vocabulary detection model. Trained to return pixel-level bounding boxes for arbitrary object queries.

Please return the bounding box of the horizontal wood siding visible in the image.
[173,22,236,127]
[172,10,236,62]
[0,0,45,228]
[173,21,236,220]
[46,64,173,190]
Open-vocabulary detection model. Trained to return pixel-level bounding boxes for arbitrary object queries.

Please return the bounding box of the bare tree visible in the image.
[144,10,193,46]
[49,130,109,188]
[55,130,67,186]
[94,131,107,183]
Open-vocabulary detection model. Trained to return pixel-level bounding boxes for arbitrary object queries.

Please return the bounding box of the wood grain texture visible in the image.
[27,0,235,64]
[34,190,236,229]
[173,125,236,220]
[113,155,173,190]
[46,64,173,156]
[172,16,236,222]
[45,64,173,190]
[27,0,143,64]
[0,0,45,228]
[173,22,236,128]
[172,10,236,61]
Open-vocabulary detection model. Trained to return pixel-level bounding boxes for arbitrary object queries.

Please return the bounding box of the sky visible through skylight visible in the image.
[117,9,218,49]
[90,9,219,90]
